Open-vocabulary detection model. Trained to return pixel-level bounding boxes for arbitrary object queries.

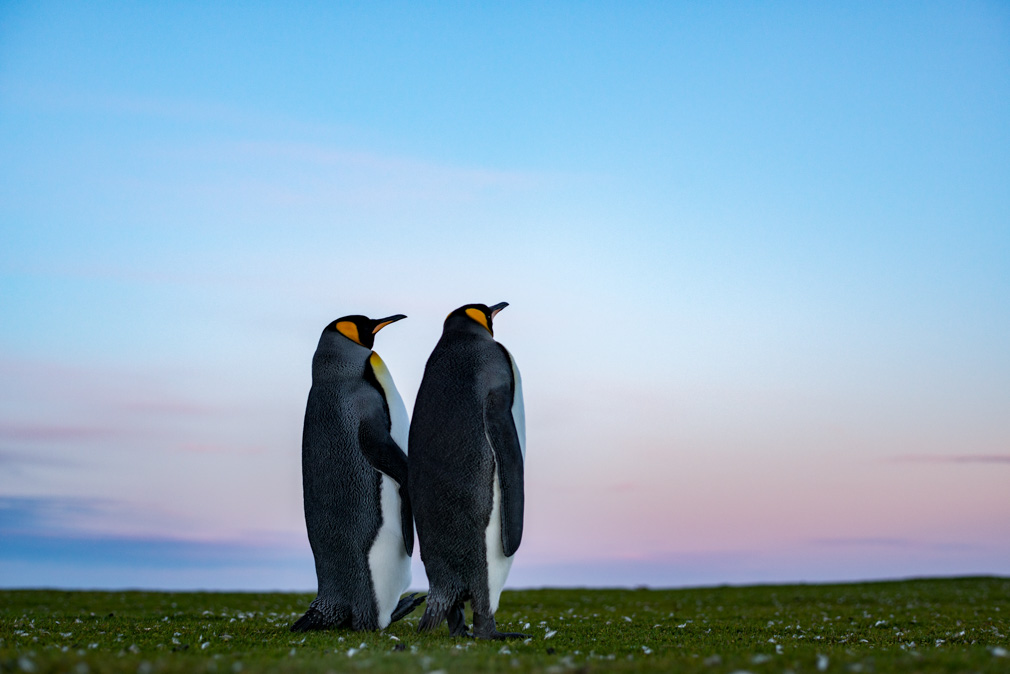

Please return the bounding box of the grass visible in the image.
[2,577,1008,673]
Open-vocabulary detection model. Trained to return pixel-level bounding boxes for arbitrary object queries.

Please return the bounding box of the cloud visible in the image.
[0,450,76,466]
[0,424,117,443]
[1,532,305,568]
[175,442,266,455]
[117,400,225,416]
[893,454,1010,465]
[806,537,980,552]
[6,86,258,128]
[0,496,314,590]
[0,496,117,535]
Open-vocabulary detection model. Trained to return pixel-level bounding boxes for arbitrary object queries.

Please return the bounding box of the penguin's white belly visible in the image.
[483,348,524,613]
[368,473,411,629]
[484,463,513,613]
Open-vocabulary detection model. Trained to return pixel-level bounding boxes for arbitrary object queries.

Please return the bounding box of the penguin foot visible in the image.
[290,607,330,632]
[290,600,350,632]
[473,612,529,640]
[447,602,470,637]
[390,593,426,624]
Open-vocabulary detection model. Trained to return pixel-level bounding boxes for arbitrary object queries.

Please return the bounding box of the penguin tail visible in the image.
[290,605,348,632]
[417,603,446,633]
[390,593,426,624]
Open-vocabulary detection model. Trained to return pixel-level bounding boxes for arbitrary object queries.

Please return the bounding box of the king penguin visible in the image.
[409,302,527,640]
[292,314,424,632]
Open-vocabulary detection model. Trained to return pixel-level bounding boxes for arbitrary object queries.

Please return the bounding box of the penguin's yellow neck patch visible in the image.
[369,352,387,375]
[465,307,491,333]
[335,320,362,345]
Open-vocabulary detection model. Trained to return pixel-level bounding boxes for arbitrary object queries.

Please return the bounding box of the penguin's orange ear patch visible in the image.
[335,320,362,345]
[465,307,490,332]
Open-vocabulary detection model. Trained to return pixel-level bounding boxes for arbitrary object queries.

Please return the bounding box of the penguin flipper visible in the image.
[389,593,426,624]
[484,386,525,558]
[398,487,415,557]
[357,419,415,555]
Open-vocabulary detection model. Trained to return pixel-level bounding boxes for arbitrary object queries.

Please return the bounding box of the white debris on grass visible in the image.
[992,646,1008,657]
[751,654,771,664]
[641,646,652,655]
[817,653,829,671]
[201,642,210,650]
[545,629,557,639]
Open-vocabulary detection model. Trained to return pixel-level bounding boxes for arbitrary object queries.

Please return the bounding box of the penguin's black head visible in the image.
[326,314,406,349]
[444,302,508,337]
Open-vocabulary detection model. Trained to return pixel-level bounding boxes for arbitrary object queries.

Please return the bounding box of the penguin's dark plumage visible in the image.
[292,314,424,632]
[409,302,527,640]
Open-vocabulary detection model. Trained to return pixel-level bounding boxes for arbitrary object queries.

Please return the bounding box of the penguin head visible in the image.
[326,314,407,350]
[444,302,508,337]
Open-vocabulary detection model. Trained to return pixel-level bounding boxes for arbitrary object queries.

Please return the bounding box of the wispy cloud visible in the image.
[0,496,302,547]
[0,448,78,468]
[6,85,262,128]
[892,454,1010,465]
[0,495,313,590]
[0,424,116,442]
[175,442,266,455]
[806,537,980,552]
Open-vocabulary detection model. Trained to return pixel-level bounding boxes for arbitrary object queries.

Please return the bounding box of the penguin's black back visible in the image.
[408,320,515,597]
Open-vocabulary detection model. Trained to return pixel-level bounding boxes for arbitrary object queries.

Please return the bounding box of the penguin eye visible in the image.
[464,308,491,333]
[335,320,362,345]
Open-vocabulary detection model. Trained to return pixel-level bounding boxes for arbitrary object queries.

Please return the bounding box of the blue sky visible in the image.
[1,1,1009,590]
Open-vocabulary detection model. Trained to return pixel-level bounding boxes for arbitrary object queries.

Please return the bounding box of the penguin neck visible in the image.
[443,315,494,340]
[312,335,372,380]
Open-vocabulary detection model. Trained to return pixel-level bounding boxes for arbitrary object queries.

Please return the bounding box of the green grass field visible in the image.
[2,577,1008,673]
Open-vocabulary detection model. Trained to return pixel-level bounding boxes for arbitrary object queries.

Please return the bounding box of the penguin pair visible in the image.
[293,303,525,640]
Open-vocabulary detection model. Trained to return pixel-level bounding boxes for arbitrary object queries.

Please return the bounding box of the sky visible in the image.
[1,1,1008,591]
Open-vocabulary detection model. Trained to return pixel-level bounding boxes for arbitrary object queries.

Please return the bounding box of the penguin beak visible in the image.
[488,302,509,320]
[371,314,407,334]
